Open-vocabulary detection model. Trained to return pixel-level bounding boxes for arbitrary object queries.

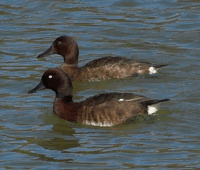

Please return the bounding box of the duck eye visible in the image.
[57,41,62,45]
[49,75,53,79]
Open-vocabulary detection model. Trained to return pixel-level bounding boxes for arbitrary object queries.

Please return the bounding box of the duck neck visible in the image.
[64,57,78,66]
[63,43,79,66]
[61,95,73,103]
[53,95,80,122]
[62,64,82,81]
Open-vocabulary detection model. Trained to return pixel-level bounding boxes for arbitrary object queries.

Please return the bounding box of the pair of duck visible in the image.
[29,36,169,127]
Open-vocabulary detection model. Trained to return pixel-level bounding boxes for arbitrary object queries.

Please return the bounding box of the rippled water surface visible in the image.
[1,0,200,169]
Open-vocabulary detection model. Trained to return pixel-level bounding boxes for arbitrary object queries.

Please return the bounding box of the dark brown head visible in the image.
[28,68,73,98]
[37,36,79,65]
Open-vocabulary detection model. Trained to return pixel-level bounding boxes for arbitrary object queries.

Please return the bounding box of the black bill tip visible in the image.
[37,46,54,58]
[28,81,46,94]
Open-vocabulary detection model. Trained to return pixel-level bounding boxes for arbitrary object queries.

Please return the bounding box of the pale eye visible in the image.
[57,41,62,45]
[49,75,53,79]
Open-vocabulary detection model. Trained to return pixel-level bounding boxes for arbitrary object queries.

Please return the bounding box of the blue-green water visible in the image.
[1,0,200,169]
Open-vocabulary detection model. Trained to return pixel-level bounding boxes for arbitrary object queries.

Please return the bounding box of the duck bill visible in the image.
[37,46,54,58]
[28,81,46,94]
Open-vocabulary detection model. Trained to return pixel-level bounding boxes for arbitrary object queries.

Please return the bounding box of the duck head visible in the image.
[28,68,73,98]
[37,36,79,65]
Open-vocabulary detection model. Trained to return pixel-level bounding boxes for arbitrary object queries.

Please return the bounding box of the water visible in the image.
[1,0,200,169]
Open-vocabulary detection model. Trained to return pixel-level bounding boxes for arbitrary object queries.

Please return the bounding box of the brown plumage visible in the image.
[28,68,169,127]
[37,36,168,82]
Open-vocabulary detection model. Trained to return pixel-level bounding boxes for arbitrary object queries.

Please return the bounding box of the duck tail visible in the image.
[142,99,169,107]
[149,64,168,74]
[141,99,169,115]
[153,64,169,69]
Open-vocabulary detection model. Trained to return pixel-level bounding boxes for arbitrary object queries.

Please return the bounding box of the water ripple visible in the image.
[1,0,200,169]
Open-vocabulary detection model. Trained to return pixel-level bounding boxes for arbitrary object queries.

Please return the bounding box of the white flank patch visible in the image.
[85,120,113,127]
[148,105,158,115]
[149,66,157,75]
[137,70,143,74]
[88,78,101,82]
[119,97,142,102]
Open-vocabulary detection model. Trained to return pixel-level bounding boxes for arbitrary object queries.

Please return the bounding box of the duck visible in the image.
[37,36,168,82]
[28,68,169,127]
